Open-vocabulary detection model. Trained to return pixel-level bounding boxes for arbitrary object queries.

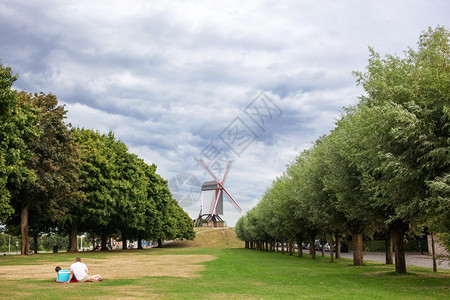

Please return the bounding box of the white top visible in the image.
[70,261,88,280]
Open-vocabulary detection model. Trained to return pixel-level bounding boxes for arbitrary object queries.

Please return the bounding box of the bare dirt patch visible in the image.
[0,254,216,280]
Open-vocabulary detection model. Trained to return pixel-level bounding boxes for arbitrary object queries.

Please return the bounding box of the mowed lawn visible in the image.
[0,247,449,299]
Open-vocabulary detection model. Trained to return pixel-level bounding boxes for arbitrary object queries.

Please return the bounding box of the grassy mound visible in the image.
[166,227,245,248]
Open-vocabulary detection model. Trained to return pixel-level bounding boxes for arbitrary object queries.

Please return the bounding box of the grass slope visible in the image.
[0,247,449,299]
[167,227,245,248]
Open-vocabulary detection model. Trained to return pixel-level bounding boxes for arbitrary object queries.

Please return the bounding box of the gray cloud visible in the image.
[1,0,448,226]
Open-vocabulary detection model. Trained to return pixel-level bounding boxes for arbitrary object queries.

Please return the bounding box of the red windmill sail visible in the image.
[198,159,242,215]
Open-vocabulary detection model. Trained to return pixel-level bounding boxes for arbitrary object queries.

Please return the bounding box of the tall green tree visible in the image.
[150,173,195,244]
[9,92,80,255]
[70,129,118,251]
[350,26,449,273]
[323,122,383,265]
[0,63,38,222]
[136,162,159,245]
[291,141,343,262]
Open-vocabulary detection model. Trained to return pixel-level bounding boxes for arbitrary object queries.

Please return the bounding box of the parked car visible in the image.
[305,240,323,251]
[324,243,337,252]
[314,242,322,251]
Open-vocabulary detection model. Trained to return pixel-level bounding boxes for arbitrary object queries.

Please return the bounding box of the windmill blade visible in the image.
[210,187,222,215]
[221,160,232,185]
[222,186,242,213]
[197,159,221,184]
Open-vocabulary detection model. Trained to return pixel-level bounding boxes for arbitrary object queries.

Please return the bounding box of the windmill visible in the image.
[195,159,242,227]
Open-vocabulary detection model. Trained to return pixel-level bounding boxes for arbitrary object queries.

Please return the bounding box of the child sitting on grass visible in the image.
[55,266,71,282]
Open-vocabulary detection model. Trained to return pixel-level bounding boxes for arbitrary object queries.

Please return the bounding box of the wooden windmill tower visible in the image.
[195,160,242,227]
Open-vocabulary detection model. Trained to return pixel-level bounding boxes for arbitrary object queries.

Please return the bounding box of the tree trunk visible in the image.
[21,203,30,255]
[281,241,285,254]
[157,238,163,248]
[385,231,393,264]
[390,220,408,273]
[69,225,78,252]
[297,239,303,257]
[329,233,334,263]
[274,239,278,252]
[335,236,341,259]
[321,237,325,257]
[138,234,143,250]
[101,231,107,251]
[288,242,293,256]
[33,233,39,254]
[310,236,316,259]
[122,232,128,250]
[351,231,363,266]
[431,233,437,272]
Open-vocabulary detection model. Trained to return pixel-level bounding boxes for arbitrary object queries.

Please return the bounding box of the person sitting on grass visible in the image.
[55,266,71,282]
[68,257,103,282]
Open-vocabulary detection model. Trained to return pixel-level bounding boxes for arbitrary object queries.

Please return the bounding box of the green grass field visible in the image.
[0,247,449,299]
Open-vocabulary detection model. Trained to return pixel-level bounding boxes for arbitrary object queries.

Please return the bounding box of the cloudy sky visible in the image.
[1,0,448,225]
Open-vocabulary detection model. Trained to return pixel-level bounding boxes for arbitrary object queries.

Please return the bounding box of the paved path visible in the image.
[320,251,450,270]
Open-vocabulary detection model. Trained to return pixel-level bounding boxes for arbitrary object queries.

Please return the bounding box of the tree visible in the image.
[234,27,449,274]
[109,146,147,250]
[349,26,449,273]
[8,92,80,255]
[323,120,383,265]
[291,141,344,262]
[0,62,38,222]
[70,129,118,251]
[150,173,195,244]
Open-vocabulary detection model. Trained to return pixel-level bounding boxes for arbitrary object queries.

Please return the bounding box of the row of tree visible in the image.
[0,62,194,255]
[236,27,449,273]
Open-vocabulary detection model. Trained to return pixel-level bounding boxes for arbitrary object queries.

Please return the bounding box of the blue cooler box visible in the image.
[57,270,70,282]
